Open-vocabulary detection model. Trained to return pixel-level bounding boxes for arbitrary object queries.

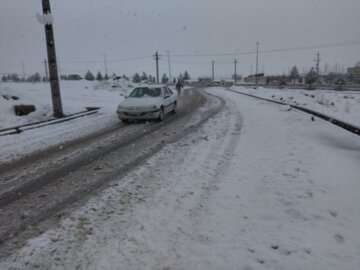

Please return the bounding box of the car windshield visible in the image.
[129,87,161,98]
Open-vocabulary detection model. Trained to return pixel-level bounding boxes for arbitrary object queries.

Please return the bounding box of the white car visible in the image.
[117,86,178,123]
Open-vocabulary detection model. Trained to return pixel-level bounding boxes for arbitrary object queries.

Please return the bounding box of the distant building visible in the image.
[244,73,266,84]
[198,77,212,83]
[347,62,360,83]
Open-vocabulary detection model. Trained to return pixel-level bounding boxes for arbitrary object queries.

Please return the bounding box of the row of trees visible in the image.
[2,70,191,84]
[1,71,114,82]
[132,70,191,84]
[264,65,348,90]
[83,71,109,81]
[1,73,45,83]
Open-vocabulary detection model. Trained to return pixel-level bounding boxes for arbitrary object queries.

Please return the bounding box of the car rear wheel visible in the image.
[121,119,129,124]
[172,102,177,114]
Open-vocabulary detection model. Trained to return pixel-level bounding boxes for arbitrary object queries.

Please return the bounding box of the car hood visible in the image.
[119,97,162,108]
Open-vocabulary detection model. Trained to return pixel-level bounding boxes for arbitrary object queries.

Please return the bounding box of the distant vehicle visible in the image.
[117,86,177,123]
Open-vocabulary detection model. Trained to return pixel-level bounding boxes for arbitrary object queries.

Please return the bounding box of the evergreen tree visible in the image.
[104,73,109,80]
[141,72,148,81]
[27,73,41,82]
[305,68,318,89]
[85,71,95,81]
[9,74,20,82]
[289,66,300,82]
[132,73,141,83]
[96,72,103,81]
[161,73,169,84]
[183,70,190,80]
[1,75,8,82]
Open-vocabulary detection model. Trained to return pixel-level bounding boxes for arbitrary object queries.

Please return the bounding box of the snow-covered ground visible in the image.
[2,87,359,270]
[231,86,360,127]
[0,80,134,129]
[0,80,135,163]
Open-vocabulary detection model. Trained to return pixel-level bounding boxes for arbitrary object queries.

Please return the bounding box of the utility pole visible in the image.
[255,41,260,88]
[104,54,108,78]
[154,51,160,84]
[44,59,49,81]
[41,0,63,118]
[234,59,238,84]
[58,61,62,79]
[167,50,172,83]
[315,51,320,75]
[212,60,215,81]
[22,61,26,81]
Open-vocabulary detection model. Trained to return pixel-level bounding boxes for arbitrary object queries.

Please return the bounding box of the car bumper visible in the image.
[117,109,161,120]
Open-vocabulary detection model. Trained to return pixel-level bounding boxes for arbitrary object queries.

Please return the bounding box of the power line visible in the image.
[35,40,360,67]
[171,40,360,58]
[57,55,152,64]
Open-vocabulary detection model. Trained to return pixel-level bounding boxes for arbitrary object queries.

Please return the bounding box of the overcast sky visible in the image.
[1,0,359,79]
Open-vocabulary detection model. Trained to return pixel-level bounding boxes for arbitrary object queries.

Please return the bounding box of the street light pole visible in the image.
[154,51,160,84]
[255,41,260,88]
[234,59,238,85]
[212,60,215,81]
[167,51,172,83]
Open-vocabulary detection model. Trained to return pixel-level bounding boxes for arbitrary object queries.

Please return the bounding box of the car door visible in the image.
[163,87,173,113]
[167,87,177,112]
[167,87,176,103]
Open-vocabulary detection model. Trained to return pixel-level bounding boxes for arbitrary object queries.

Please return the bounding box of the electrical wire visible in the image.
[171,40,360,58]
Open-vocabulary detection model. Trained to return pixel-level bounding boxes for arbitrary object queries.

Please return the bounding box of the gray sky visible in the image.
[1,0,359,79]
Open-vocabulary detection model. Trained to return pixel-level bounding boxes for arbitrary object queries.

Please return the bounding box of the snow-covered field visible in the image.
[0,80,135,163]
[231,86,360,127]
[2,87,359,270]
[0,80,135,129]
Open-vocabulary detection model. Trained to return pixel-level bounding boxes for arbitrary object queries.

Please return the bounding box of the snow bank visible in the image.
[231,86,360,127]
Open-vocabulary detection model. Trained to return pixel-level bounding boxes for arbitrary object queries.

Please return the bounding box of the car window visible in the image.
[167,88,174,95]
[164,88,171,96]
[129,87,161,98]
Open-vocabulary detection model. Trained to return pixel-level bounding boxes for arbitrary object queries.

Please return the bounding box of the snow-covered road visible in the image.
[2,88,360,270]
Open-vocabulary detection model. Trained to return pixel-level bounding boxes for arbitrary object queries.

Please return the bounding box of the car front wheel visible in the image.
[158,107,165,122]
